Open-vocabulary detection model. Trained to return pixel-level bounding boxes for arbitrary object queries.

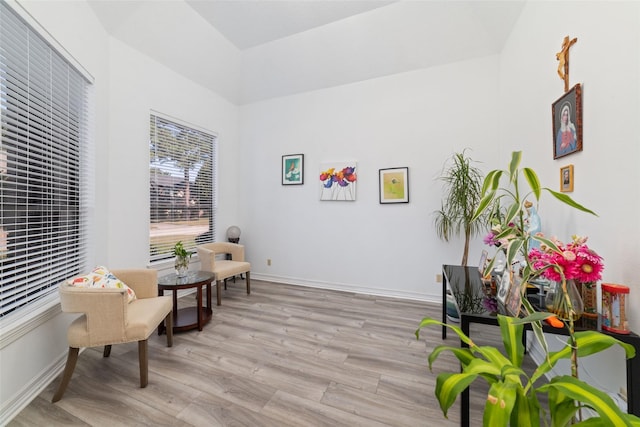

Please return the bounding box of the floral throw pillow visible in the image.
[66,266,137,303]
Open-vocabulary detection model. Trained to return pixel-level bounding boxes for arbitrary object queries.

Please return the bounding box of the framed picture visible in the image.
[560,164,574,193]
[552,83,582,159]
[496,273,510,306]
[319,161,357,201]
[379,167,409,204]
[282,154,304,185]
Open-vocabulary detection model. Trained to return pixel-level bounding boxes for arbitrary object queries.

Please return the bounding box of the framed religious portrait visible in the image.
[560,164,574,193]
[282,154,304,185]
[379,167,409,204]
[552,83,582,159]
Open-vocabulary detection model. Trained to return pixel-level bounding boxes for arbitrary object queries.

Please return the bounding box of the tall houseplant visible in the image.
[417,151,638,426]
[434,150,487,266]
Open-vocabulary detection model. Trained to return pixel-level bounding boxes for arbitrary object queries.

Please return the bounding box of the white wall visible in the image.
[240,55,501,300]
[0,1,241,422]
[106,38,241,268]
[497,0,640,399]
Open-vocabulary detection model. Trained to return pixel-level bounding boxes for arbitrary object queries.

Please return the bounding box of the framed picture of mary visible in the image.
[552,83,582,159]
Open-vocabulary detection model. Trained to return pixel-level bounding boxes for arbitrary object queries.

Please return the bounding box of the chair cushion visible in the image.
[213,260,250,281]
[66,266,136,303]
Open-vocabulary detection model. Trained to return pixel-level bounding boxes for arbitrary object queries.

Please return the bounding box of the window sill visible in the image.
[0,293,61,349]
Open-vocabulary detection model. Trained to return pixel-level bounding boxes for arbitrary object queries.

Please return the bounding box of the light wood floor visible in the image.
[9,279,508,427]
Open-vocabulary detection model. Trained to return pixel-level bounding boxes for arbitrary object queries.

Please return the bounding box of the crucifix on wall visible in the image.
[556,35,577,93]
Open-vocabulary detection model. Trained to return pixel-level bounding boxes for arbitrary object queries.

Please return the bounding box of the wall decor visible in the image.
[552,83,582,159]
[560,164,574,193]
[319,162,357,201]
[282,154,304,185]
[379,167,409,204]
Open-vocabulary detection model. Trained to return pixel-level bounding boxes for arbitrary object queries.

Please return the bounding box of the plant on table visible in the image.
[416,151,637,426]
[173,241,191,276]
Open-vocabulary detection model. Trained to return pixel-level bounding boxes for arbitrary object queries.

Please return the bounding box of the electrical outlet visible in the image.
[267,259,271,266]
[436,274,442,283]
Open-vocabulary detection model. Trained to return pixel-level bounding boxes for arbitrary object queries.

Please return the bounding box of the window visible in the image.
[0,2,93,318]
[149,113,216,263]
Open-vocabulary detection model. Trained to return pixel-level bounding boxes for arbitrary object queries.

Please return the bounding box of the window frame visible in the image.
[0,0,94,338]
[149,111,217,265]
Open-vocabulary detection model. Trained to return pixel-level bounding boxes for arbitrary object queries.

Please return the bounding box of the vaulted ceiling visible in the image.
[87,0,526,104]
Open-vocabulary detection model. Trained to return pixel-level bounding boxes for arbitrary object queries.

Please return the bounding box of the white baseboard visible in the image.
[250,272,441,303]
[0,348,73,425]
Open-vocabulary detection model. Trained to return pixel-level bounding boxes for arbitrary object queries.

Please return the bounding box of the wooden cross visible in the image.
[556,35,577,93]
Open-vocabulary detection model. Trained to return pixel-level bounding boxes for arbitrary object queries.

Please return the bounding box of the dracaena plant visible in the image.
[417,151,638,426]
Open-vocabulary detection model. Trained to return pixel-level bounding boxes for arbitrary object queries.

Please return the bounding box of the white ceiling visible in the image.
[185,0,398,49]
[87,0,526,104]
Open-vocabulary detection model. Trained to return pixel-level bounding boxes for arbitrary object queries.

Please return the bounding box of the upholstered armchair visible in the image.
[197,242,251,305]
[52,269,173,403]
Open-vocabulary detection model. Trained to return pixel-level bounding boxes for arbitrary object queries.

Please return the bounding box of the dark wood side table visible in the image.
[158,271,215,333]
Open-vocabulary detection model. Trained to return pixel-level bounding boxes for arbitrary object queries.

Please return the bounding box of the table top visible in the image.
[158,271,215,288]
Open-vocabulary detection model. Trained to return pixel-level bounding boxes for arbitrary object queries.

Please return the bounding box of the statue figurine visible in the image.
[525,200,541,249]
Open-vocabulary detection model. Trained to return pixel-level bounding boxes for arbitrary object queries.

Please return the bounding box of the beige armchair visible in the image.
[197,242,251,305]
[52,269,173,403]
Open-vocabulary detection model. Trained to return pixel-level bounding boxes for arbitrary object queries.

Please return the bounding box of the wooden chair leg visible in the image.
[216,280,222,306]
[103,344,112,357]
[52,347,79,403]
[246,271,251,295]
[165,312,173,347]
[138,340,148,388]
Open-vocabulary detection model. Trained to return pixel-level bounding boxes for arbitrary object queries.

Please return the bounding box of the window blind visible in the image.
[0,1,92,317]
[149,113,217,263]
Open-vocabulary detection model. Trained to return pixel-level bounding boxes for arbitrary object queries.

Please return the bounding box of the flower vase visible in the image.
[545,279,584,321]
[175,255,189,277]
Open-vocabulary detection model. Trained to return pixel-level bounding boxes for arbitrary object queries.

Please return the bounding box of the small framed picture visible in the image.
[379,167,409,204]
[560,164,574,193]
[282,154,304,185]
[552,83,582,159]
[496,273,510,306]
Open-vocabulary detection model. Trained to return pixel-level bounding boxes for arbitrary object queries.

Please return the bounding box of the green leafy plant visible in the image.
[416,315,637,426]
[434,150,488,266]
[418,151,639,426]
[173,241,191,259]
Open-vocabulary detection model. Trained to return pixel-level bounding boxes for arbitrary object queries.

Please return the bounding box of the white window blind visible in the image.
[149,113,216,262]
[0,1,92,317]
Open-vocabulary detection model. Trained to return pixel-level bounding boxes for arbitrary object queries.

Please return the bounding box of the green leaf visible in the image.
[464,358,503,377]
[435,372,478,417]
[416,317,473,347]
[472,191,496,221]
[498,315,524,368]
[428,345,476,370]
[510,387,540,427]
[546,385,579,427]
[506,238,524,268]
[503,201,520,226]
[531,235,562,252]
[481,170,503,196]
[543,187,598,216]
[530,331,634,385]
[484,381,518,426]
[522,167,541,201]
[572,416,640,426]
[508,151,522,183]
[475,345,513,371]
[539,375,633,427]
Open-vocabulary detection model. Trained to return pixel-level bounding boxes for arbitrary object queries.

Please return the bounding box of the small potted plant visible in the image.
[173,241,191,277]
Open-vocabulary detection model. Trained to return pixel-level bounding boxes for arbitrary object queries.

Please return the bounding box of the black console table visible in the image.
[441,264,640,427]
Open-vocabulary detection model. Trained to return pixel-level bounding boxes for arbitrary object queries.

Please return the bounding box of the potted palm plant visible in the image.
[433,150,488,266]
[417,151,638,426]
